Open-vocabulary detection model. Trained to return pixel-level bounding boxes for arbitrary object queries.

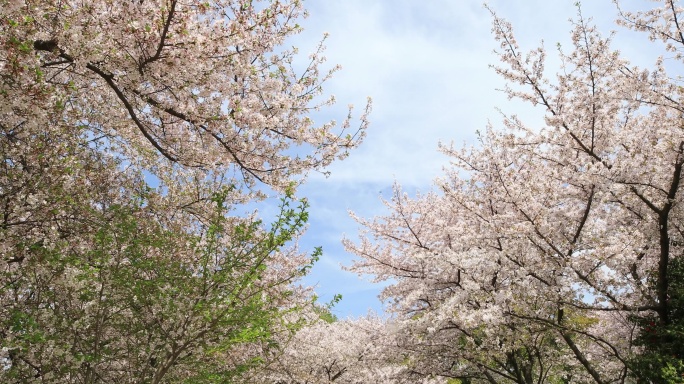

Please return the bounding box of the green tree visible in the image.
[629,256,684,383]
[2,185,318,383]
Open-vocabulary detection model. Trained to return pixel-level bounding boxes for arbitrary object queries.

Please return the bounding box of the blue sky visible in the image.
[282,0,658,318]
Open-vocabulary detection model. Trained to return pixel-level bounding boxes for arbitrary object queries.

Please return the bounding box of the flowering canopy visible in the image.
[0,0,368,382]
[346,1,684,382]
[3,0,369,189]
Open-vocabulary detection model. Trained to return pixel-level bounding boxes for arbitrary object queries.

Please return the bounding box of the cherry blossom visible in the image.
[346,2,684,382]
[0,0,368,382]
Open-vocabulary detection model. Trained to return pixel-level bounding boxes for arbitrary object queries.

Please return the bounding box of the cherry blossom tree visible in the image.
[2,0,369,189]
[243,313,446,384]
[0,0,368,382]
[346,1,684,383]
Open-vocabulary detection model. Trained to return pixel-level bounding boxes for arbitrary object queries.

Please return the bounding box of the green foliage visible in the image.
[312,293,342,324]
[446,379,471,384]
[629,257,684,383]
[1,186,317,382]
